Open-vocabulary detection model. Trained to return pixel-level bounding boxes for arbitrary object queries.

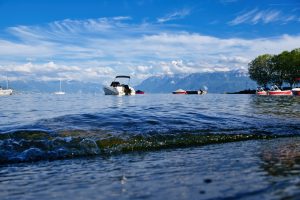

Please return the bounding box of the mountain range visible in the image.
[135,70,257,93]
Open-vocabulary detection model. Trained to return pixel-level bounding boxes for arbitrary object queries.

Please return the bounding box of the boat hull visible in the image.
[186,90,207,95]
[256,91,267,95]
[0,89,13,96]
[103,86,135,95]
[54,91,65,95]
[172,89,187,94]
[268,90,292,96]
[103,86,120,95]
[172,91,187,94]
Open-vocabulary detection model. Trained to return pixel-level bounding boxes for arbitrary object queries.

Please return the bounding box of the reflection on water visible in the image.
[250,95,300,118]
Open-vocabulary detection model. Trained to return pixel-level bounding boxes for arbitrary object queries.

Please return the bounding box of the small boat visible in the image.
[256,87,267,95]
[172,89,187,94]
[0,78,13,96]
[292,78,300,96]
[103,75,135,95]
[0,87,13,96]
[136,90,145,94]
[268,85,292,96]
[292,88,300,96]
[54,80,65,95]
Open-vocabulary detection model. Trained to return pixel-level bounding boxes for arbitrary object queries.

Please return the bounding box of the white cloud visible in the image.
[0,39,54,57]
[157,9,191,23]
[229,9,300,25]
[135,65,152,73]
[0,17,300,83]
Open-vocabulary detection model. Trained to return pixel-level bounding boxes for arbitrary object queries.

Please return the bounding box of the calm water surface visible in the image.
[0,93,300,199]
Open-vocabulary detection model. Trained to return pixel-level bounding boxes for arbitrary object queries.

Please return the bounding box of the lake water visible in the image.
[1,93,300,199]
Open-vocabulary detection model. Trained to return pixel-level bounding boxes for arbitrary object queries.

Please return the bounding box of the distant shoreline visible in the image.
[226,89,256,94]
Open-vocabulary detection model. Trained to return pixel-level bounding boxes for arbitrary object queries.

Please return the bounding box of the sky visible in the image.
[0,0,300,84]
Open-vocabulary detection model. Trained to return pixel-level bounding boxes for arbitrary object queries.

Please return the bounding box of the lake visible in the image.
[1,93,300,199]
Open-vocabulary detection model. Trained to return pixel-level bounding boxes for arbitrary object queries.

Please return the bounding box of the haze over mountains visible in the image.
[3,70,257,94]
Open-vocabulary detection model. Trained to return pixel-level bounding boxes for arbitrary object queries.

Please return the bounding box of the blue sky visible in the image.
[0,0,300,84]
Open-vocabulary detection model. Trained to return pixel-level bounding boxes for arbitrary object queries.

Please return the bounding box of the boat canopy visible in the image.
[116,75,130,79]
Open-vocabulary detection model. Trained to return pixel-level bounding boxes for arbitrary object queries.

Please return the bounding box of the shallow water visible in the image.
[1,138,300,200]
[0,93,300,199]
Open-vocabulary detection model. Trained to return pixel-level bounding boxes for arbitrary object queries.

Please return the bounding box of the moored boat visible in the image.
[292,78,300,96]
[54,80,65,95]
[268,85,292,96]
[0,88,13,96]
[136,90,145,94]
[172,89,187,94]
[256,87,267,95]
[186,90,207,95]
[0,78,13,96]
[103,75,136,95]
[292,88,300,96]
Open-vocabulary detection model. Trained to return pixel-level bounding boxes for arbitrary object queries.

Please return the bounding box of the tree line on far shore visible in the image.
[248,48,300,88]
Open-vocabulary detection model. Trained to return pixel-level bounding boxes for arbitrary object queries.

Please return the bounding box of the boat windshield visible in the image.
[113,76,131,85]
[270,85,280,91]
[110,81,120,87]
[257,87,264,92]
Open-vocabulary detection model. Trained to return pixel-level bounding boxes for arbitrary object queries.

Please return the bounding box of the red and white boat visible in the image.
[256,87,267,95]
[292,78,300,96]
[172,89,187,94]
[292,88,300,96]
[268,85,292,96]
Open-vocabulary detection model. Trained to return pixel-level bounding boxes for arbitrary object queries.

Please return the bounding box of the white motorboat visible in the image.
[54,80,65,95]
[103,75,135,95]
